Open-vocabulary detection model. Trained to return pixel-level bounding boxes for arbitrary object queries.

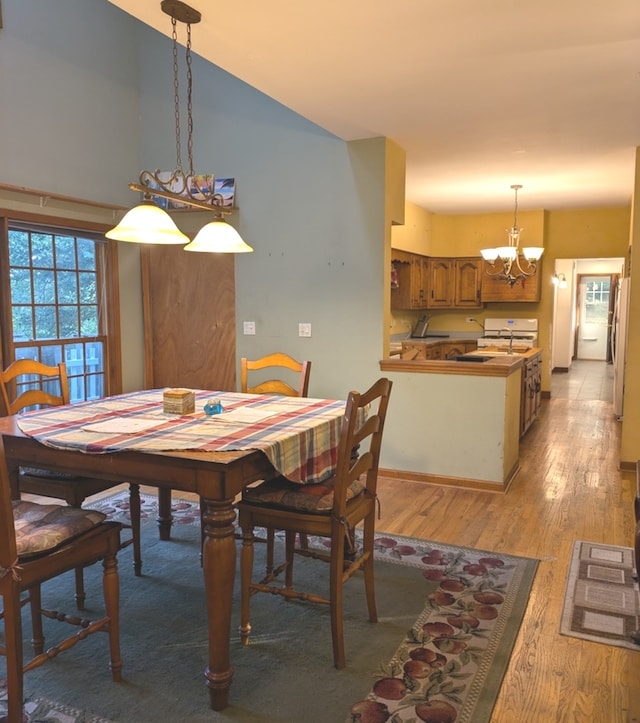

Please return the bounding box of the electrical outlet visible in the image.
[243,321,256,335]
[298,323,312,337]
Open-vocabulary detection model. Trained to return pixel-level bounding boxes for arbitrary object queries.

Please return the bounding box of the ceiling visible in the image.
[107,0,640,214]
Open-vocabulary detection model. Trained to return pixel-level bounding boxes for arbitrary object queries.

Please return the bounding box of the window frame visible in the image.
[0,210,122,400]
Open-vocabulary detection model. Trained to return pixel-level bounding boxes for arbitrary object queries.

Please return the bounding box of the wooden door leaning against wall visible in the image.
[140,245,237,392]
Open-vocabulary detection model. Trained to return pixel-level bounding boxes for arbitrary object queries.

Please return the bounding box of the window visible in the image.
[1,216,121,403]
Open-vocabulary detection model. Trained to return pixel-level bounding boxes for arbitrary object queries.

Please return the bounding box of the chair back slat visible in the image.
[0,360,69,416]
[332,378,392,517]
[241,353,311,397]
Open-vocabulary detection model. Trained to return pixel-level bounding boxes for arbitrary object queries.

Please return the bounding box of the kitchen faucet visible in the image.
[499,327,515,354]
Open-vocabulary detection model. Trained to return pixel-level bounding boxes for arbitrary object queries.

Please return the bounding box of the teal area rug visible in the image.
[1,493,537,722]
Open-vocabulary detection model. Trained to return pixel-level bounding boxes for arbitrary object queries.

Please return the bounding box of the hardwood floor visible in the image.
[78,375,639,722]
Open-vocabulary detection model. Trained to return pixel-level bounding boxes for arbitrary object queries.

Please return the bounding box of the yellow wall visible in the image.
[621,148,640,466]
[390,201,432,255]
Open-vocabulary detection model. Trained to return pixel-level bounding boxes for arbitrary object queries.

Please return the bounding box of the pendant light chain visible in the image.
[171,16,182,173]
[512,185,519,232]
[186,21,194,176]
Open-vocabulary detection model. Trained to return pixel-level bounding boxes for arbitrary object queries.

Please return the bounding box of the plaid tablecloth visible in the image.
[15,389,349,485]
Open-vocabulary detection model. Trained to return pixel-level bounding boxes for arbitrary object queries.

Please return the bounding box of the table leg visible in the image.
[201,497,237,710]
[156,488,173,540]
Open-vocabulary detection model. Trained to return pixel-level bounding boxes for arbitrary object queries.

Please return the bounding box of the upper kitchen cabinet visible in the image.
[427,257,483,309]
[480,258,542,302]
[391,250,429,310]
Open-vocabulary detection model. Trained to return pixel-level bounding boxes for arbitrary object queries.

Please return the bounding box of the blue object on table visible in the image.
[204,399,223,416]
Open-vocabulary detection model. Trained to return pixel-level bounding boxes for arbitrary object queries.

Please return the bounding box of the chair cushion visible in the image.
[12,500,107,558]
[242,475,365,514]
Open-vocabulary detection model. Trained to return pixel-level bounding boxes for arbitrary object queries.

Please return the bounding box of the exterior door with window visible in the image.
[576,275,612,360]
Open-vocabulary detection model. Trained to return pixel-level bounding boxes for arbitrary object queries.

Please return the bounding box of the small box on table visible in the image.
[163,388,195,415]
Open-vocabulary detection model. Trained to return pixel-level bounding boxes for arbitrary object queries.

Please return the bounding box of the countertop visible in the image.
[380,347,542,378]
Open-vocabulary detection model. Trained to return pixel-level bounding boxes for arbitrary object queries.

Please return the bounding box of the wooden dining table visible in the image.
[0,388,348,711]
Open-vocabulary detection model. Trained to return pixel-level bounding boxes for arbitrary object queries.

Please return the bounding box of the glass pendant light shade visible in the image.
[106,202,190,245]
[183,219,253,253]
[496,246,518,261]
[522,247,544,261]
[480,248,499,262]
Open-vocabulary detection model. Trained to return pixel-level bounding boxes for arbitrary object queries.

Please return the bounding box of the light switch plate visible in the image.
[243,321,256,335]
[298,323,312,337]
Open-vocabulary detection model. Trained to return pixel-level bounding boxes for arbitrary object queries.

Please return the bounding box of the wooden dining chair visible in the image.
[0,359,142,608]
[237,352,312,569]
[0,449,123,723]
[237,377,392,669]
[241,352,311,397]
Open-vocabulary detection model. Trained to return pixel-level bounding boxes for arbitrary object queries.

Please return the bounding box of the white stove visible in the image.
[477,318,538,350]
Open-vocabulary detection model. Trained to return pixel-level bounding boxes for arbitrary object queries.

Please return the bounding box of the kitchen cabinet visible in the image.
[480,258,542,302]
[391,251,429,310]
[520,351,542,436]
[427,257,483,309]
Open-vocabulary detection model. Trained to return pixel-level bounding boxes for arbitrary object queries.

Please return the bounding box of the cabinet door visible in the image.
[480,258,542,302]
[390,258,412,310]
[427,258,453,307]
[454,258,483,307]
[410,256,429,309]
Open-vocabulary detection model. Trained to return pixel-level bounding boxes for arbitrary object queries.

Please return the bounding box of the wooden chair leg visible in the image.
[74,566,86,611]
[102,546,122,682]
[28,585,44,655]
[285,531,296,589]
[129,483,142,576]
[265,528,276,575]
[3,586,25,723]
[329,531,346,670]
[362,520,377,624]
[240,524,255,645]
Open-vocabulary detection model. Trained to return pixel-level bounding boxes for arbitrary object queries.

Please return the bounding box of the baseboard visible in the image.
[379,465,518,493]
[552,367,569,374]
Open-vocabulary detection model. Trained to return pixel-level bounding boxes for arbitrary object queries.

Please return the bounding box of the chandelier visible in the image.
[480,184,543,286]
[106,0,252,253]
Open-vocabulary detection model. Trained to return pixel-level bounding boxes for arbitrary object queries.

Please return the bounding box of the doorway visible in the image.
[575,274,615,361]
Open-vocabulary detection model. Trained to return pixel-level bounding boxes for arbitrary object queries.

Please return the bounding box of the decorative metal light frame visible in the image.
[106,0,252,253]
[480,184,543,286]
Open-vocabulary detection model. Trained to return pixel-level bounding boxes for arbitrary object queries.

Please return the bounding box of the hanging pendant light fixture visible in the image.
[106,0,252,253]
[480,184,543,286]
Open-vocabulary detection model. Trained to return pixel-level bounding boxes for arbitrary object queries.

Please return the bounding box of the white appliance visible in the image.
[612,277,631,419]
[477,318,539,350]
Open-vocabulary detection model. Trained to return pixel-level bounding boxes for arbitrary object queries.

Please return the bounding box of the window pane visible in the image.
[41,345,63,366]
[59,305,79,337]
[87,341,104,372]
[55,235,76,269]
[33,269,55,304]
[77,238,96,271]
[12,307,34,341]
[32,233,54,267]
[57,270,78,303]
[8,230,29,266]
[79,271,97,303]
[10,268,32,304]
[35,305,57,339]
[80,304,99,336]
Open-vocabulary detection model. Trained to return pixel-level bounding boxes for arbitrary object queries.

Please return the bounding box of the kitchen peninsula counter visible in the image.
[377,348,543,492]
[380,347,541,377]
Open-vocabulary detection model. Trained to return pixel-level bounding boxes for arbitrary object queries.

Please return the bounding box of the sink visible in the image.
[466,350,521,357]
[453,355,492,363]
